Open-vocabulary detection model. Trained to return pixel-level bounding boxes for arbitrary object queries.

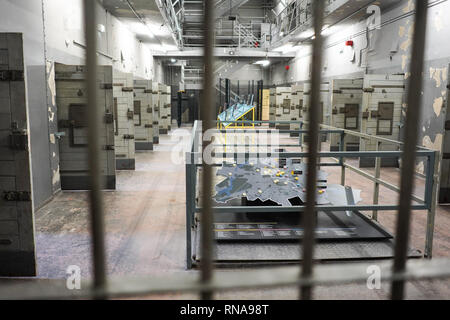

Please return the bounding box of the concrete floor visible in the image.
[30,127,450,299]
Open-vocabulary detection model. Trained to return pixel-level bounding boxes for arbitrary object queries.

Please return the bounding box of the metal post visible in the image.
[373,141,381,221]
[219,78,222,108]
[186,153,193,269]
[225,78,230,108]
[392,0,428,300]
[425,151,439,258]
[83,0,107,298]
[200,0,215,300]
[340,131,346,186]
[300,0,325,300]
[177,90,182,128]
[252,80,255,102]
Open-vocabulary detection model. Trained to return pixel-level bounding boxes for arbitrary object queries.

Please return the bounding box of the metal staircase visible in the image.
[233,21,260,48]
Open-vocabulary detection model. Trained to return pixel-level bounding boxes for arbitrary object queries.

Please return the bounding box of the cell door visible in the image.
[55,63,116,190]
[133,80,153,151]
[344,104,359,130]
[439,65,450,203]
[112,71,135,170]
[152,82,160,144]
[0,33,36,276]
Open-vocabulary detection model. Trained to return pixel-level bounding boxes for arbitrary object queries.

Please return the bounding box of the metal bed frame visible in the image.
[2,0,450,300]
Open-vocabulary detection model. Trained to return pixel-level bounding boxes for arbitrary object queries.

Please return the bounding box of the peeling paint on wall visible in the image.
[416,162,425,175]
[429,67,448,88]
[400,36,412,52]
[48,106,55,122]
[433,96,444,117]
[401,55,408,71]
[49,133,55,144]
[423,134,443,151]
[400,25,414,52]
[433,11,444,32]
[52,165,60,186]
[403,0,415,14]
[47,62,56,106]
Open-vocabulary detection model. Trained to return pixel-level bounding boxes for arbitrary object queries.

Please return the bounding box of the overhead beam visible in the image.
[215,0,251,18]
[152,48,296,58]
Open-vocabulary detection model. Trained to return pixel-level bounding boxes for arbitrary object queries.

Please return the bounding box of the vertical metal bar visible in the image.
[237,80,240,99]
[83,0,107,297]
[185,153,193,269]
[219,78,222,107]
[373,141,381,221]
[252,80,255,101]
[300,0,325,300]
[200,0,215,300]
[340,131,346,186]
[391,0,428,300]
[425,151,439,258]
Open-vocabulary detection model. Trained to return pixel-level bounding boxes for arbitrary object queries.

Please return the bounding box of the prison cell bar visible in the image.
[199,0,215,300]
[83,0,107,299]
[392,0,429,300]
[302,0,330,299]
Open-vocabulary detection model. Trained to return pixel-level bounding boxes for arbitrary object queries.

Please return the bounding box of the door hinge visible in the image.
[105,113,114,124]
[3,191,31,202]
[0,239,12,245]
[123,134,135,140]
[100,83,113,90]
[0,70,24,81]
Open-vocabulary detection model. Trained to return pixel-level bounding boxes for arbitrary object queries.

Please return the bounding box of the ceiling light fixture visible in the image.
[254,60,271,67]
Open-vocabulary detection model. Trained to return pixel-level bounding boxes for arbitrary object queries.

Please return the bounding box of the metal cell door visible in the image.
[439,65,450,203]
[113,71,135,170]
[152,81,160,144]
[0,33,36,276]
[133,80,153,151]
[55,63,116,190]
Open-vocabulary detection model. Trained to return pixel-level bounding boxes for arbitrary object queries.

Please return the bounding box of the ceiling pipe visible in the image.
[124,0,163,46]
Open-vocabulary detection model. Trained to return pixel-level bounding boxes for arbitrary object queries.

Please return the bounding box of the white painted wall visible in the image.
[0,0,160,208]
[42,0,155,78]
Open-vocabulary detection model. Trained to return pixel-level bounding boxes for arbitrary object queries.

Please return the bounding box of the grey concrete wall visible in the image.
[0,0,157,209]
[271,0,450,169]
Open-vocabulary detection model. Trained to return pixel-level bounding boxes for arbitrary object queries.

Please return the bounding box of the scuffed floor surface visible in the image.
[28,128,450,299]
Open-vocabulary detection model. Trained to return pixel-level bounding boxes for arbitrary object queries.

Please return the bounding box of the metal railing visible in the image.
[1,0,449,301]
[185,119,440,271]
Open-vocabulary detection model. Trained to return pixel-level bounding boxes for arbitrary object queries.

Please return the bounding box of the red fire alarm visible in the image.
[285,65,290,71]
[345,40,354,47]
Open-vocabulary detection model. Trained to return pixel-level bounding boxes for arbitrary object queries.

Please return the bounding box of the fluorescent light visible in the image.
[321,25,336,36]
[297,28,314,39]
[148,43,178,53]
[296,25,335,40]
[273,43,296,53]
[128,21,155,39]
[254,60,271,67]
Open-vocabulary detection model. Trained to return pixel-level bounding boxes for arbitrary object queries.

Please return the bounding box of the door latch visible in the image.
[9,122,28,150]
